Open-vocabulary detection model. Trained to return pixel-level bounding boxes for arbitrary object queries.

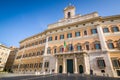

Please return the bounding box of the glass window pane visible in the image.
[103,28,109,33]
[112,27,119,32]
[75,32,80,37]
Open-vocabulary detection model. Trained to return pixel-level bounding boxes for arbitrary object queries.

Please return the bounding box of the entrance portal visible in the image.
[67,59,73,73]
[59,65,63,73]
[79,65,84,74]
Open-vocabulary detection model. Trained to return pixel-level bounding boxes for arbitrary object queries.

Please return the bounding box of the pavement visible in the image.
[0,73,120,80]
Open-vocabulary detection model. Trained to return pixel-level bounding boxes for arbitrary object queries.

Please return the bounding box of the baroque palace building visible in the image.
[13,5,120,77]
[0,44,11,71]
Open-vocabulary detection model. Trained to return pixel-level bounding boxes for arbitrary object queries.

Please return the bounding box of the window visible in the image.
[77,45,82,51]
[48,37,52,41]
[103,28,109,33]
[67,33,72,38]
[43,39,46,43]
[60,35,64,39]
[32,43,34,46]
[101,70,105,73]
[39,40,42,44]
[44,62,49,68]
[34,63,38,68]
[68,12,71,18]
[37,51,40,56]
[41,50,44,55]
[95,43,101,49]
[97,59,106,69]
[117,39,120,49]
[54,48,57,53]
[0,58,1,63]
[39,63,42,68]
[47,48,51,54]
[108,43,114,49]
[29,53,32,57]
[32,53,36,56]
[112,58,120,68]
[55,36,57,40]
[86,45,89,50]
[60,46,64,53]
[35,42,38,45]
[84,30,87,35]
[75,32,80,37]
[91,29,97,34]
[112,26,119,32]
[76,25,78,27]
[117,70,120,76]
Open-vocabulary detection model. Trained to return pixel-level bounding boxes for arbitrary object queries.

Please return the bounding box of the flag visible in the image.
[64,41,66,52]
[62,47,64,52]
[70,44,73,51]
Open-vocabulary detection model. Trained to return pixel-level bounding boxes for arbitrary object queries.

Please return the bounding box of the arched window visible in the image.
[54,48,57,53]
[68,12,71,18]
[41,49,44,55]
[47,47,51,54]
[68,44,73,51]
[84,30,87,35]
[91,28,97,34]
[94,41,101,49]
[117,39,120,49]
[85,42,89,50]
[60,46,64,53]
[112,26,119,32]
[107,40,114,49]
[37,51,40,56]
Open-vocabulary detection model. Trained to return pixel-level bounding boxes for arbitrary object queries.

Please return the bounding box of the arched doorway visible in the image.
[79,65,84,74]
[59,65,63,73]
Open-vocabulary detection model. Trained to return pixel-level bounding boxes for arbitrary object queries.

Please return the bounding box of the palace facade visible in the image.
[13,5,120,77]
[4,46,18,72]
[0,44,11,71]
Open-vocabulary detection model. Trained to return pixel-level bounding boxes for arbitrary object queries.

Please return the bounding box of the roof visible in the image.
[64,5,75,11]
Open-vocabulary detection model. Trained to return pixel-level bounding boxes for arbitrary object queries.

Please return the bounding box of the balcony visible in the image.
[54,50,87,55]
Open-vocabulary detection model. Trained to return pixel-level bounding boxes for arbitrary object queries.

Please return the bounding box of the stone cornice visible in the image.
[19,14,120,44]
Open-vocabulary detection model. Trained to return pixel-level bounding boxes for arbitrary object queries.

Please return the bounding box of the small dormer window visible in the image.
[68,12,71,18]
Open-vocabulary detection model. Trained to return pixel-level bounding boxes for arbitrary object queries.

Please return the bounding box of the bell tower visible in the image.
[64,4,76,19]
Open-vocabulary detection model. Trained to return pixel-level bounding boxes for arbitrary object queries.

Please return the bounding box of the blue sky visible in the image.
[0,0,120,47]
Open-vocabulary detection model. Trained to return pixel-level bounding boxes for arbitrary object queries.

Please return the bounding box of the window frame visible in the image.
[67,33,72,38]
[75,32,80,37]
[103,27,109,33]
[91,28,97,34]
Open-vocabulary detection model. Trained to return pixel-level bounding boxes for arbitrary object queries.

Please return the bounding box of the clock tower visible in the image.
[64,4,76,19]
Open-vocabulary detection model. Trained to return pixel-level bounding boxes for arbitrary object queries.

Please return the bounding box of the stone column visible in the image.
[96,24,108,51]
[83,53,90,74]
[74,55,78,73]
[63,57,66,73]
[55,57,58,73]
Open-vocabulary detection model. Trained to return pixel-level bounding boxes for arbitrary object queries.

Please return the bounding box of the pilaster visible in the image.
[74,55,78,74]
[63,56,66,73]
[96,24,108,51]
